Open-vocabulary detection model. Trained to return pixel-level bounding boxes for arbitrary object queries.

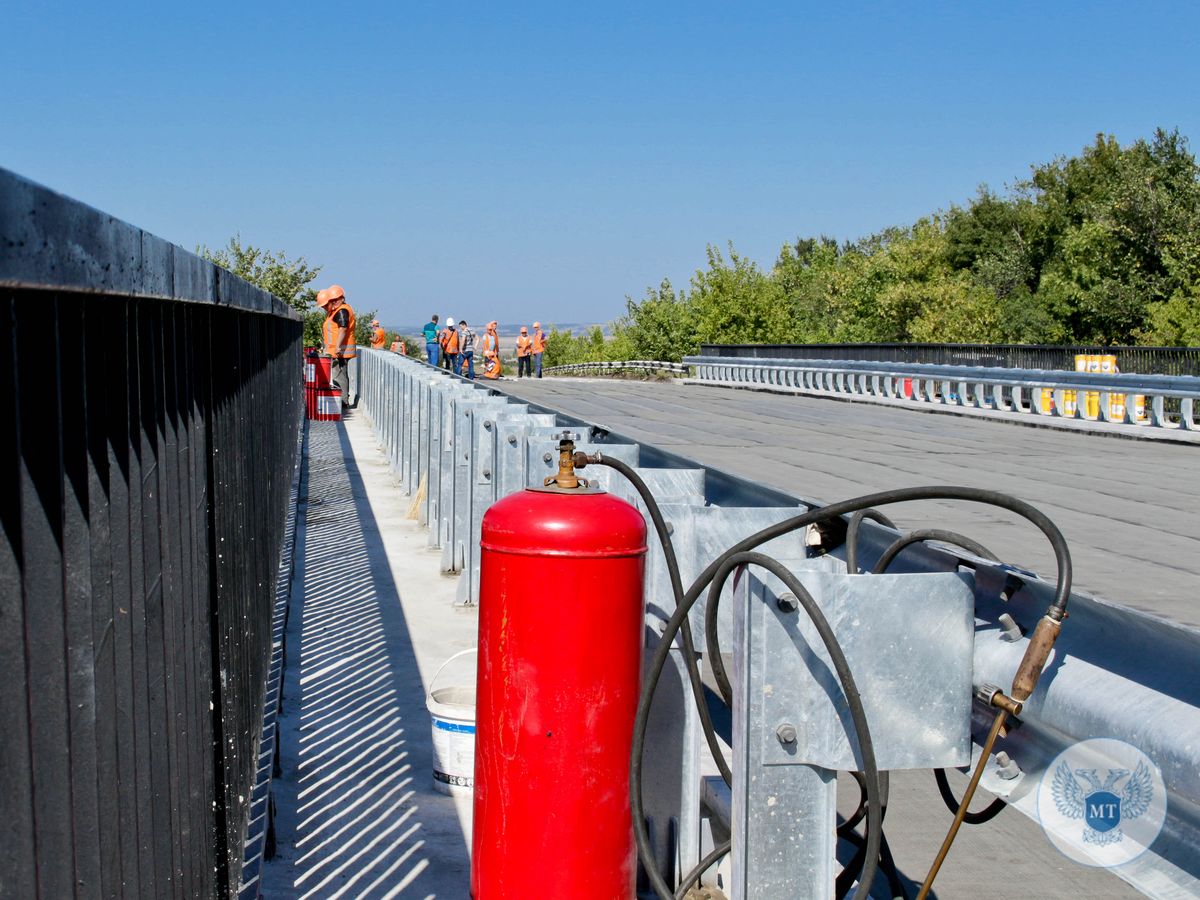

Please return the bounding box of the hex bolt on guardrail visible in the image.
[776,723,799,746]
[776,592,800,613]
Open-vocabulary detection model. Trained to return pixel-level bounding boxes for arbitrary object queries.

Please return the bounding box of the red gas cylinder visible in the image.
[472,484,647,898]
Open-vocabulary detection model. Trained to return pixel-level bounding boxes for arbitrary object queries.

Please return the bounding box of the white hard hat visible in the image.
[446,317,456,327]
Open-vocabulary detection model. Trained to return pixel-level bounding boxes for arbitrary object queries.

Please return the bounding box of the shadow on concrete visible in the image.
[262,421,471,899]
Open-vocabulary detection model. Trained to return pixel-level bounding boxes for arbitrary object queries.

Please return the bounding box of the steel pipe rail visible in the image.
[699,341,1200,377]
[359,349,1200,897]
[544,359,689,377]
[1,167,303,900]
[685,354,1200,434]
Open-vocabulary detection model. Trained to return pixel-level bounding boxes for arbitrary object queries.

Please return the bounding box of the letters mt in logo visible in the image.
[1051,761,1154,846]
[1037,737,1166,868]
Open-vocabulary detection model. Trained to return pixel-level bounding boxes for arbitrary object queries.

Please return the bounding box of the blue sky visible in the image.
[5,1,1199,327]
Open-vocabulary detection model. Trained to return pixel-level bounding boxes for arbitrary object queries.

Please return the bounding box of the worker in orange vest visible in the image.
[370,319,386,349]
[438,317,456,369]
[531,322,547,378]
[480,320,501,380]
[316,284,356,408]
[442,317,461,374]
[516,326,533,378]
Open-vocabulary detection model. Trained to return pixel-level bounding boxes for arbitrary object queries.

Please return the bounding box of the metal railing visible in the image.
[357,348,1200,897]
[684,355,1200,436]
[543,359,688,376]
[1,167,302,899]
[700,342,1200,376]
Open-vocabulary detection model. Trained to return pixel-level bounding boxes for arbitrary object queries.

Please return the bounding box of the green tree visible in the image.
[543,128,1200,355]
[773,237,841,342]
[687,245,789,347]
[303,310,324,348]
[1022,129,1200,343]
[1142,285,1200,345]
[615,279,697,361]
[198,234,322,312]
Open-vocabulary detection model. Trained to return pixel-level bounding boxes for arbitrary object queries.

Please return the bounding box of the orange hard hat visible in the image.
[315,288,332,308]
[533,321,541,329]
[488,320,498,329]
[371,319,380,326]
[327,284,346,302]
[520,327,528,333]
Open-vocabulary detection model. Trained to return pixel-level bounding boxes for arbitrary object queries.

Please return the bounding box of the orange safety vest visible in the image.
[322,302,357,358]
[371,326,386,349]
[516,335,532,356]
[443,327,460,354]
[391,340,403,353]
[531,330,546,353]
[481,332,500,379]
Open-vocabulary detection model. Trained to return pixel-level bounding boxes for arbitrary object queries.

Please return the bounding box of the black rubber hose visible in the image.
[837,770,869,836]
[933,767,1007,825]
[673,839,732,899]
[837,829,907,900]
[628,485,1071,900]
[593,454,732,786]
[696,552,884,900]
[687,486,1071,648]
[702,556,743,710]
[835,771,890,899]
[845,508,897,574]
[707,527,998,717]
[871,529,998,575]
[871,528,1009,826]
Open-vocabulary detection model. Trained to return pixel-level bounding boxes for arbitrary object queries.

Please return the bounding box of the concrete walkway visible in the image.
[261,415,477,899]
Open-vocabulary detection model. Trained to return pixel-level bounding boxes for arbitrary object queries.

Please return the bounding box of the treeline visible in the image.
[545,129,1200,367]
[197,235,382,348]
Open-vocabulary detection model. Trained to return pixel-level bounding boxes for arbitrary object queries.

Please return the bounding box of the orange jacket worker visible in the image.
[439,317,457,369]
[370,319,386,349]
[481,321,501,380]
[516,327,533,378]
[317,284,356,408]
[531,322,547,378]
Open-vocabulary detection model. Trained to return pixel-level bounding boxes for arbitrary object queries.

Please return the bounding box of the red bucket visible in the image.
[311,388,342,421]
[304,356,332,389]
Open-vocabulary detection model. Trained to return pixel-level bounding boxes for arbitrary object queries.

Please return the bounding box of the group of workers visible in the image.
[369,319,406,355]
[312,285,550,409]
[421,316,546,380]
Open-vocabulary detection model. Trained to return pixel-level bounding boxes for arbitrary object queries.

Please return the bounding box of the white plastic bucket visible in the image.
[426,648,477,795]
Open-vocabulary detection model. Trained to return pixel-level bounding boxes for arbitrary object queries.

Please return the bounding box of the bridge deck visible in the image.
[494,377,1200,630]
[259,400,1143,898]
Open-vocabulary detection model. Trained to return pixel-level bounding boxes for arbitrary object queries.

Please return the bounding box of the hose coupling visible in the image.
[573,450,601,469]
[975,682,1023,717]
